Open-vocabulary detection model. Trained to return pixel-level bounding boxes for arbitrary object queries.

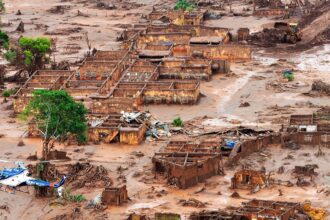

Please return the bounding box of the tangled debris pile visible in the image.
[311,80,330,96]
[67,163,112,189]
[32,162,112,191]
[121,111,171,140]
[178,198,206,208]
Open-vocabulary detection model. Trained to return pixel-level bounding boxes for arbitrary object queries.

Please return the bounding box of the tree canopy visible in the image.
[174,0,196,11]
[0,30,9,49]
[18,37,52,69]
[22,90,88,150]
[0,0,5,13]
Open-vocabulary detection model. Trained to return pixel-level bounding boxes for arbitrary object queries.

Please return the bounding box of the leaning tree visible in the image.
[21,90,88,160]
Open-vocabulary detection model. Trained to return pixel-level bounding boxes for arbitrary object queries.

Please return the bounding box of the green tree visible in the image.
[0,0,5,25]
[2,89,15,102]
[18,37,52,73]
[0,0,5,13]
[21,90,88,160]
[174,0,195,11]
[0,30,9,49]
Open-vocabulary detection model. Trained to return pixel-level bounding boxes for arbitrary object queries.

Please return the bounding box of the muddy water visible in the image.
[296,44,330,75]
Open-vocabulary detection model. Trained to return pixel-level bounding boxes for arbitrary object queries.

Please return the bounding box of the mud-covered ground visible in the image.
[0,0,329,219]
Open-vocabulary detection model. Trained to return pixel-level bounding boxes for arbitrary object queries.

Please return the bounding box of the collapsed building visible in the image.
[231,169,269,190]
[287,110,330,132]
[13,70,73,113]
[190,199,309,220]
[152,139,224,189]
[13,9,254,145]
[101,185,128,206]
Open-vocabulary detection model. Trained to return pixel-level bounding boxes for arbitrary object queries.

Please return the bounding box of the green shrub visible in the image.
[2,89,15,102]
[286,74,294,81]
[4,50,17,64]
[0,0,5,13]
[172,117,184,127]
[2,89,15,97]
[283,70,294,81]
[0,30,9,49]
[63,188,86,202]
[174,0,196,11]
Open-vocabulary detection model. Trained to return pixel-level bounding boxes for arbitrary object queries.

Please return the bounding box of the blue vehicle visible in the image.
[220,140,236,155]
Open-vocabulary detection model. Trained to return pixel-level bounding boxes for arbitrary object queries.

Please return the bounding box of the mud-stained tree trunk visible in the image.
[42,139,50,160]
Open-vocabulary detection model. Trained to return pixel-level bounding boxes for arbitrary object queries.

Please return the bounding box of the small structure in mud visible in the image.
[237,28,250,41]
[152,140,224,189]
[231,169,268,190]
[101,185,128,206]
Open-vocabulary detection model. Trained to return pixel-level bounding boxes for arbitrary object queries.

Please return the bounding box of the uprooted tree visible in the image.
[21,90,88,160]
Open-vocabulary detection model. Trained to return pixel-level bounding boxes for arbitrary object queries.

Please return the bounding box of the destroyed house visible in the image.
[153,140,224,189]
[313,110,330,132]
[64,50,132,99]
[138,43,173,60]
[159,58,212,80]
[235,199,301,220]
[288,114,316,132]
[190,200,304,220]
[231,169,267,190]
[172,44,252,61]
[101,185,128,205]
[189,210,236,220]
[237,28,250,41]
[148,10,205,25]
[288,113,330,132]
[282,132,330,148]
[110,81,200,105]
[88,113,147,145]
[136,32,192,49]
[89,96,138,114]
[253,9,289,17]
[90,50,129,61]
[13,70,73,113]
[120,60,160,83]
[146,25,230,44]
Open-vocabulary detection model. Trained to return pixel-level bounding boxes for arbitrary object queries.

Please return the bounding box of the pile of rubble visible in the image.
[311,80,330,95]
[32,162,112,191]
[66,162,112,189]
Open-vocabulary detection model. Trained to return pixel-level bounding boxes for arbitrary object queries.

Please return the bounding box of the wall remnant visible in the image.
[101,185,128,205]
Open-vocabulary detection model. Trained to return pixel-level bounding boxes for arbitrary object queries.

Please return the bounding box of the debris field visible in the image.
[0,0,329,219]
